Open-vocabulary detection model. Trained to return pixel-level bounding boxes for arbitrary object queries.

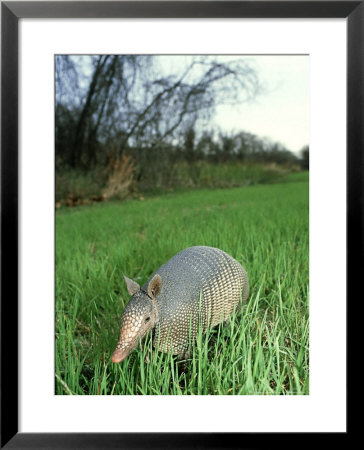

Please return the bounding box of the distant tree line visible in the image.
[177,127,301,164]
[299,145,309,170]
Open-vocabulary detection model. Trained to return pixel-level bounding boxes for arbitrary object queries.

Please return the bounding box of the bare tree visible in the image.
[55,55,260,172]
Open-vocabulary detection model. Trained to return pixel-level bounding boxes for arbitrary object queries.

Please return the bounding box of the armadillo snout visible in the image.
[112,324,142,363]
[111,293,157,363]
[111,347,130,363]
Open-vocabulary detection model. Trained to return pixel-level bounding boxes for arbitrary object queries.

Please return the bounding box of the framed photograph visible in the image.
[1,1,356,447]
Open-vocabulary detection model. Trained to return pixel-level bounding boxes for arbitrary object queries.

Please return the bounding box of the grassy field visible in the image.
[55,172,309,395]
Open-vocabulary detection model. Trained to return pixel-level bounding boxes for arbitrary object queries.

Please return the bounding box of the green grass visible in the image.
[55,171,309,395]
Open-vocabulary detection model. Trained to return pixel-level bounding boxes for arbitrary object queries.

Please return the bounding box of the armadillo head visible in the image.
[111,274,161,363]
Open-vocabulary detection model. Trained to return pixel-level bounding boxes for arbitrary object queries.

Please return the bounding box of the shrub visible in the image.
[102,154,135,200]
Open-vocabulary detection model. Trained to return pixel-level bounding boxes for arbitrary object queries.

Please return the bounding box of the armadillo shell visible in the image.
[142,246,249,355]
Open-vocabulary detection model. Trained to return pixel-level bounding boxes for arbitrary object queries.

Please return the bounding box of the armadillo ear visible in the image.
[123,275,140,296]
[147,274,162,298]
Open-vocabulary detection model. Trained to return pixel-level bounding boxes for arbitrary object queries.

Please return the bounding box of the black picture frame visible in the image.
[1,1,357,447]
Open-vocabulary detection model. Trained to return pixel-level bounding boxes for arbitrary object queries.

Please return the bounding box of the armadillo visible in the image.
[111,246,249,363]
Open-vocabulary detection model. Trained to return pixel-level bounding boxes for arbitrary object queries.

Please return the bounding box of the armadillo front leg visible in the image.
[223,317,232,329]
[144,350,156,364]
[177,350,190,372]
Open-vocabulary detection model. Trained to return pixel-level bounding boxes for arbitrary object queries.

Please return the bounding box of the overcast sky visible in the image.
[157,54,309,154]
[212,55,309,154]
